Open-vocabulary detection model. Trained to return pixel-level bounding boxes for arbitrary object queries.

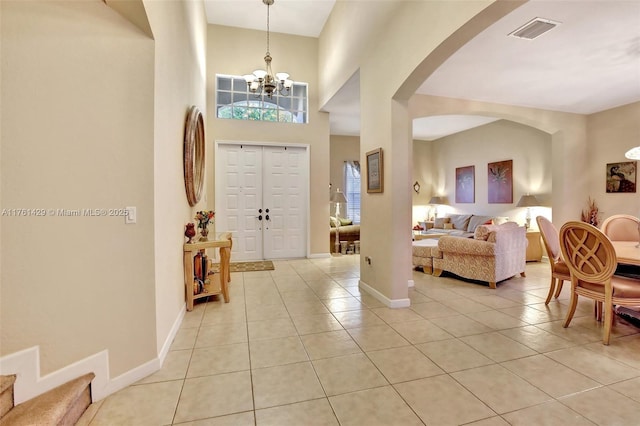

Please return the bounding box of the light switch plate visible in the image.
[125,207,136,224]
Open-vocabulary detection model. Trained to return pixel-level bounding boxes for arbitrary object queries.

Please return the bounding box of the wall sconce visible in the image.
[413,181,420,194]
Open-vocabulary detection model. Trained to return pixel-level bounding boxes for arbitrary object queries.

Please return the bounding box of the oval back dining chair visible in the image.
[559,221,640,345]
[600,214,640,242]
[536,216,571,304]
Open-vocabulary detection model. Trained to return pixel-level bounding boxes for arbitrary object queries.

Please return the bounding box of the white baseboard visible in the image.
[359,279,411,308]
[0,306,186,404]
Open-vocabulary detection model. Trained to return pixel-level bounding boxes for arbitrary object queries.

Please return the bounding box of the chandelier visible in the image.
[243,0,293,98]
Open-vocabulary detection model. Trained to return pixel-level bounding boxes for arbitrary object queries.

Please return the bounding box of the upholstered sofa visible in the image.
[329,217,359,253]
[432,222,527,288]
[419,214,508,238]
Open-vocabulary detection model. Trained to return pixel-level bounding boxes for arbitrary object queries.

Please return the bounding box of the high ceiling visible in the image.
[205,0,640,140]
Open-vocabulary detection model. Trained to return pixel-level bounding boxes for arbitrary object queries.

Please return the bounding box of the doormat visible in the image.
[209,260,275,273]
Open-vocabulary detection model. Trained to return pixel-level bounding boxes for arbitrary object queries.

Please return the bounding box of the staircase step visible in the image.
[1,375,17,419]
[0,373,95,426]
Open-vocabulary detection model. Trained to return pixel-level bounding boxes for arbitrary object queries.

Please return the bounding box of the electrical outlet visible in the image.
[125,206,136,224]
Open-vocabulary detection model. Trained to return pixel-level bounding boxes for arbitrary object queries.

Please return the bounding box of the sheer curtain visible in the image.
[344,161,361,224]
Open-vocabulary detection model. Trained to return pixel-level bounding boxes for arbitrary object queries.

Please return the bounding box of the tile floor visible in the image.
[80,256,640,425]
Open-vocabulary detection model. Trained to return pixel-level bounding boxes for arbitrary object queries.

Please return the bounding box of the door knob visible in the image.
[265,208,270,213]
[258,209,263,213]
[257,215,263,221]
[265,214,270,221]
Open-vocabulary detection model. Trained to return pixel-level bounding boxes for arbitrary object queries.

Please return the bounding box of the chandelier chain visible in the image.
[266,2,270,55]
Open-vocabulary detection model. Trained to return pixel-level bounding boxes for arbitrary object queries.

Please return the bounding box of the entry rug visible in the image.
[209,260,275,273]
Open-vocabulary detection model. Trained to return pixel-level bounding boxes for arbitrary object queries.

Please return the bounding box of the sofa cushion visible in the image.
[467,215,494,233]
[444,223,454,229]
[434,217,450,229]
[448,214,472,230]
[339,217,353,226]
[330,216,337,227]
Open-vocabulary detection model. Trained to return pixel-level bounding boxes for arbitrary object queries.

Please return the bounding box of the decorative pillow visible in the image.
[330,216,337,227]
[339,217,353,226]
[434,217,450,229]
[444,223,454,229]
[467,215,495,233]
[448,214,472,230]
[474,224,499,240]
[493,216,509,225]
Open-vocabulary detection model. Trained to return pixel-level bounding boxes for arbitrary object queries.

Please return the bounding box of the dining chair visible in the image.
[600,214,640,242]
[559,221,640,345]
[536,216,571,304]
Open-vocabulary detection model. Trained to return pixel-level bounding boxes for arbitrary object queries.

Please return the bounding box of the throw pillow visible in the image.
[467,215,494,233]
[448,214,472,230]
[339,217,353,226]
[330,216,337,227]
[474,224,499,240]
[434,217,450,229]
[444,223,454,229]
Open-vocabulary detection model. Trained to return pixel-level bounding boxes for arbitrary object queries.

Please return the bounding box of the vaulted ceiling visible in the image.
[205,0,640,140]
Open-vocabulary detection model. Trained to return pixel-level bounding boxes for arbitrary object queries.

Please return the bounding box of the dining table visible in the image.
[612,241,640,266]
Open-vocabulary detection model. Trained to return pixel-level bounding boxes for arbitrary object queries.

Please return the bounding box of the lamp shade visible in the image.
[516,194,540,207]
[428,196,444,205]
[330,189,347,204]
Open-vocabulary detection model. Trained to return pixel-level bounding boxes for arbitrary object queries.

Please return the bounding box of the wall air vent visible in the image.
[509,17,560,40]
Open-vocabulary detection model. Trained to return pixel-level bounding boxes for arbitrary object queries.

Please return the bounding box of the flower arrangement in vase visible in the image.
[195,210,215,241]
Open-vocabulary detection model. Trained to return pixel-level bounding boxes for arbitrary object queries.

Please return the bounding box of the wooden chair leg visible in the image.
[603,301,613,345]
[563,292,579,328]
[545,277,556,305]
[554,280,564,298]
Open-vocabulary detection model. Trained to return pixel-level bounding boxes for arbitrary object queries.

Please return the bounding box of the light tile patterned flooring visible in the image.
[80,256,640,425]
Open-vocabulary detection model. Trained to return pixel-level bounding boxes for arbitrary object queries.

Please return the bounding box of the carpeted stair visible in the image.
[0,372,94,425]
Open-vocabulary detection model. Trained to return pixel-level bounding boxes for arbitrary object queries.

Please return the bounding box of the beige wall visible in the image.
[330,135,360,202]
[410,94,588,228]
[206,25,330,256]
[413,120,552,228]
[1,1,156,376]
[145,0,208,354]
[1,0,208,400]
[586,102,640,222]
[412,139,434,222]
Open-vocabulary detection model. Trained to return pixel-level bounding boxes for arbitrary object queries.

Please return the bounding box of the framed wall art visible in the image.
[488,159,513,203]
[366,148,383,193]
[606,161,636,193]
[455,165,475,203]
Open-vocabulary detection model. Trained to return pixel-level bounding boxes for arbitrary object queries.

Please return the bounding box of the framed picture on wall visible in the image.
[606,161,637,193]
[366,148,383,193]
[488,159,513,203]
[455,165,475,203]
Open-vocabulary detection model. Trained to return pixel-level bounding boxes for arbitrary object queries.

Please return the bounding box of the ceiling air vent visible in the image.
[509,17,560,40]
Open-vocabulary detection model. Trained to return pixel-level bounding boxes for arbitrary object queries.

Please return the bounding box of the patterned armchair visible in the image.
[432,222,527,288]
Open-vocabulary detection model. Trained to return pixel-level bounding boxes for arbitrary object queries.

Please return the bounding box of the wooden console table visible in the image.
[183,233,231,311]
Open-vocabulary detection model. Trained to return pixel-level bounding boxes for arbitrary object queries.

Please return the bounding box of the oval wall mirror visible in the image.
[184,106,205,207]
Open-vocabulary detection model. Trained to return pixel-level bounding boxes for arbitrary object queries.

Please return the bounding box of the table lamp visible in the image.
[516,194,540,229]
[428,196,444,219]
[330,189,348,253]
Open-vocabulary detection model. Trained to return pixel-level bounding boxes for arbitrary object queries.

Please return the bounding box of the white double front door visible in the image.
[215,143,308,261]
